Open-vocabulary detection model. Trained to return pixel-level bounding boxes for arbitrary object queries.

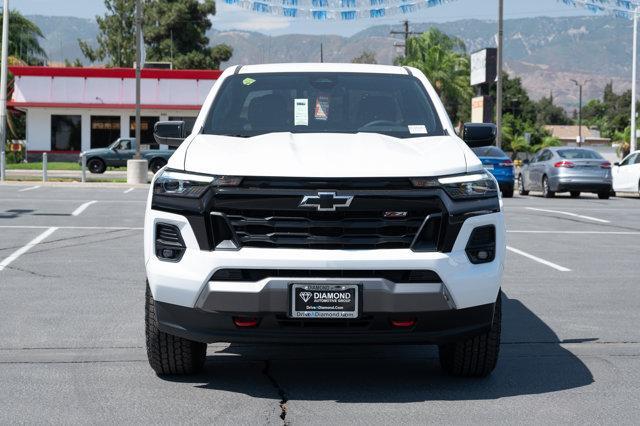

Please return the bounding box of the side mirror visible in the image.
[614,162,620,166]
[154,121,186,147]
[523,159,530,165]
[462,123,497,148]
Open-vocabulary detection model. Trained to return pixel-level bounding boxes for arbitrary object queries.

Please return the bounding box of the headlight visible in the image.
[438,172,498,199]
[410,172,498,199]
[153,170,242,198]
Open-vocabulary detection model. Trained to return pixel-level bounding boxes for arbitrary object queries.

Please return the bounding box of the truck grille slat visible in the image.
[219,209,431,250]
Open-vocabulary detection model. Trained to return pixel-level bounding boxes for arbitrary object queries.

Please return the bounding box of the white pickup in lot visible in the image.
[144,63,505,377]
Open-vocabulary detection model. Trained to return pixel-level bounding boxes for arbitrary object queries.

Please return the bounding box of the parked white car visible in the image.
[612,150,640,195]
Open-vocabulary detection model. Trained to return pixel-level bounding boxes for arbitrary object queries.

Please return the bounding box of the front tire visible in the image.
[438,291,502,377]
[542,176,555,198]
[145,284,207,375]
[87,158,106,174]
[570,191,580,198]
[597,192,610,200]
[518,175,529,196]
[501,185,514,198]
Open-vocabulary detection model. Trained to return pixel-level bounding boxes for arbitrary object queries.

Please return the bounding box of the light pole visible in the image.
[631,5,638,153]
[571,79,590,148]
[0,0,9,182]
[495,0,504,149]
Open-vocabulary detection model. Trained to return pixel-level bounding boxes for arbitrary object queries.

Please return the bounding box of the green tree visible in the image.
[352,51,377,64]
[0,10,47,65]
[397,28,472,125]
[535,95,570,125]
[143,0,232,69]
[79,0,136,67]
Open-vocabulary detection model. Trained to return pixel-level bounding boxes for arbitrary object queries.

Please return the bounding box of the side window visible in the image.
[118,139,132,150]
[539,150,550,162]
[620,153,637,166]
[634,154,640,165]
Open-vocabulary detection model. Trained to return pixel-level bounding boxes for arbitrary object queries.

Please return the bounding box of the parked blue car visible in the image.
[472,146,515,197]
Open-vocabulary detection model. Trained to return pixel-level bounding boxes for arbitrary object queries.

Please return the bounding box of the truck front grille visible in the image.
[221,209,427,249]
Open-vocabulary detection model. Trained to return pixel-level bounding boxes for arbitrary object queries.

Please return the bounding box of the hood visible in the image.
[179,132,473,178]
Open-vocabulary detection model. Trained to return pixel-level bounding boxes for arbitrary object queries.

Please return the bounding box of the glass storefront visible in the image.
[130,116,160,147]
[91,116,121,148]
[51,115,81,151]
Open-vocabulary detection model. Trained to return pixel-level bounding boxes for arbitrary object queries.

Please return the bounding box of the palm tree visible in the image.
[397,28,472,125]
[0,10,47,65]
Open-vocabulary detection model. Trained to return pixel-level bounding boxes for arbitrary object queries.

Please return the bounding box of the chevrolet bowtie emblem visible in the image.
[299,192,354,211]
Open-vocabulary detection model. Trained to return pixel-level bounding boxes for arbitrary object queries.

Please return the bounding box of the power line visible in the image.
[390,20,421,57]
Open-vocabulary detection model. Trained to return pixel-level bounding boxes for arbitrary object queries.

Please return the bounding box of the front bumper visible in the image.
[155,299,496,344]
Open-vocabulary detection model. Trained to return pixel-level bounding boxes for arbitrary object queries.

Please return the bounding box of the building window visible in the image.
[130,116,159,148]
[91,116,121,148]
[51,115,81,151]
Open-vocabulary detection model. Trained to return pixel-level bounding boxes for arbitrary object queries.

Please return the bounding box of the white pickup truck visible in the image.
[144,63,505,378]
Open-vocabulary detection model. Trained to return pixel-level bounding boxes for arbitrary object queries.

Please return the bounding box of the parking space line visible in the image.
[124,188,135,194]
[506,246,571,272]
[0,227,58,272]
[525,207,610,223]
[0,226,142,230]
[18,186,40,192]
[509,230,640,235]
[71,201,98,216]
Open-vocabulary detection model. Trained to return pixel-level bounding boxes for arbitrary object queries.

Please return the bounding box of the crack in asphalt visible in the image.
[262,360,289,425]
[0,229,137,254]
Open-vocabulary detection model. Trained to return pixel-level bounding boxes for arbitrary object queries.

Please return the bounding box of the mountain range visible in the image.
[27,14,635,111]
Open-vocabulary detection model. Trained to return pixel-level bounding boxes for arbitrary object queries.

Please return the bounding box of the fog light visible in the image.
[476,250,489,261]
[465,225,496,264]
[161,249,175,258]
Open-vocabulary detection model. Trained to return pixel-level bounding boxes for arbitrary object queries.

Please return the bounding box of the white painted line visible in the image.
[18,186,40,192]
[506,246,571,272]
[0,226,142,230]
[124,188,135,194]
[71,201,98,216]
[509,230,640,235]
[0,227,58,272]
[526,207,610,223]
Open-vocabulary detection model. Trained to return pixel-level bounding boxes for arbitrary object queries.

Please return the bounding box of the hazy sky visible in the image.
[12,0,591,36]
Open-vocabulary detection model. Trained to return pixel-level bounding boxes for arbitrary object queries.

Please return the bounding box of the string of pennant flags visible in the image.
[223,0,640,21]
[223,0,459,20]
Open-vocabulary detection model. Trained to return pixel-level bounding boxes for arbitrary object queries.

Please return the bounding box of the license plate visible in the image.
[290,283,359,319]
[484,164,494,170]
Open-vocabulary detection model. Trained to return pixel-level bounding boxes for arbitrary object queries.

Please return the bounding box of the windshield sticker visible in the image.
[242,77,256,86]
[294,99,309,126]
[314,95,330,121]
[408,125,428,134]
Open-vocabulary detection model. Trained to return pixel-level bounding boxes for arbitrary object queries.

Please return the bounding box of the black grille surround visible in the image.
[211,269,442,283]
[151,176,501,252]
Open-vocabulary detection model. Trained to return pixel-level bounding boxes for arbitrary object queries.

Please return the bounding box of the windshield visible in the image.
[557,149,603,159]
[472,146,506,157]
[203,73,445,139]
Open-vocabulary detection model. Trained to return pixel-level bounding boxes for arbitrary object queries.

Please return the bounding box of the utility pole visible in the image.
[390,20,420,57]
[571,79,590,148]
[631,6,638,153]
[134,0,142,160]
[496,0,504,149]
[127,0,148,184]
[0,0,9,182]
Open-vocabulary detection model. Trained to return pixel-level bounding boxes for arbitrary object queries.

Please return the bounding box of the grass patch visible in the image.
[7,162,126,171]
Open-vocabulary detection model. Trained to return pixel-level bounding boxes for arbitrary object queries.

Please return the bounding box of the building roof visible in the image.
[8,66,221,111]
[9,66,222,80]
[544,125,608,141]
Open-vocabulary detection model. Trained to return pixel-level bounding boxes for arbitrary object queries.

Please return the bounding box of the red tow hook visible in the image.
[233,317,259,328]
[390,318,417,328]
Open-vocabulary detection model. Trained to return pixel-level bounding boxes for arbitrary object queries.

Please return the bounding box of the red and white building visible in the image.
[8,66,221,159]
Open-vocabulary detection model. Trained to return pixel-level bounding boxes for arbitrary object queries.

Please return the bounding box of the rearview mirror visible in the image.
[462,123,497,148]
[154,121,186,147]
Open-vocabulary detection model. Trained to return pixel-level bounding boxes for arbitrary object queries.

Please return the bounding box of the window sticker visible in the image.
[314,95,330,121]
[242,77,256,86]
[294,99,309,126]
[408,125,428,134]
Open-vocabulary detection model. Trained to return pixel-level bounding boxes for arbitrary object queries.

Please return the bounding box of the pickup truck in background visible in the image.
[80,138,175,174]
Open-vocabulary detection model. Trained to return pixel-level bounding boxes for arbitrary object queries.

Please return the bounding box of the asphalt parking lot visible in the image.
[0,182,639,424]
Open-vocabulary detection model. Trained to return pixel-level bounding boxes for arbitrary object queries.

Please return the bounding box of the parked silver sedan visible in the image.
[518,147,612,199]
